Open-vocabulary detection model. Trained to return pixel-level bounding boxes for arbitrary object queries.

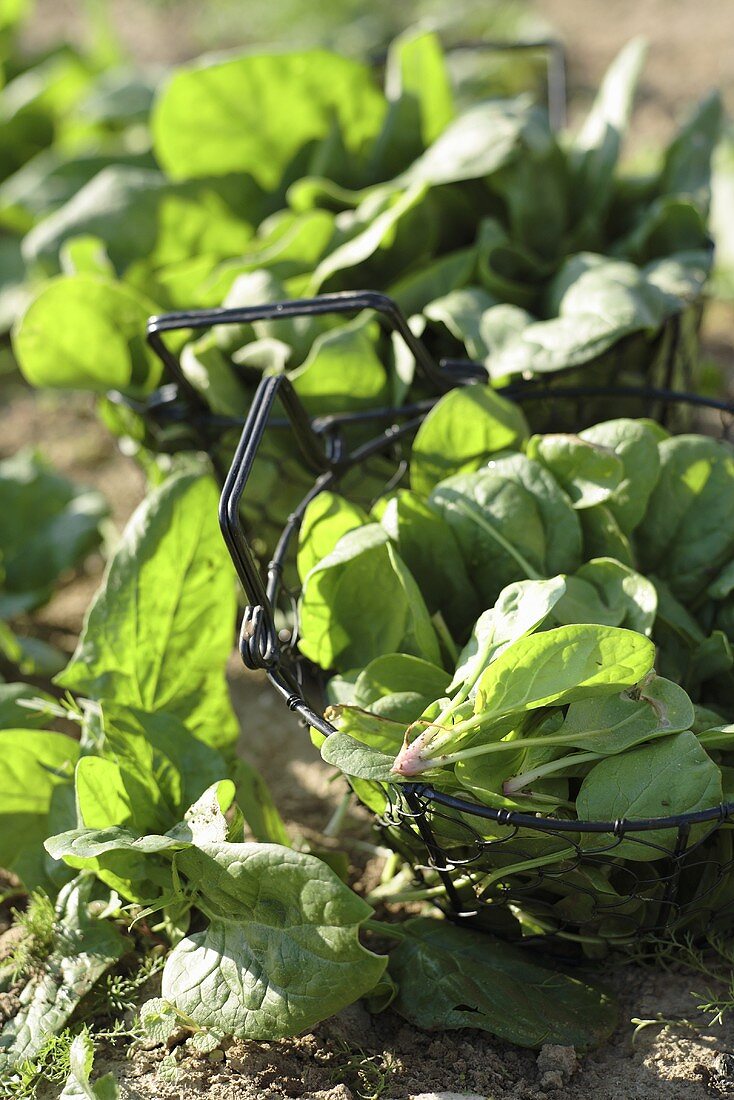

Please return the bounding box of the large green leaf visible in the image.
[58,473,238,748]
[0,728,78,890]
[153,50,387,188]
[22,166,259,279]
[474,624,655,717]
[13,274,160,393]
[298,524,440,673]
[162,842,386,1039]
[367,30,454,179]
[636,436,734,603]
[570,39,647,235]
[410,383,528,496]
[576,732,722,860]
[389,918,616,1048]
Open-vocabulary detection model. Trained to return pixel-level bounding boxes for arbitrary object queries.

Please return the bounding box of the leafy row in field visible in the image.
[7,31,720,580]
[296,388,734,942]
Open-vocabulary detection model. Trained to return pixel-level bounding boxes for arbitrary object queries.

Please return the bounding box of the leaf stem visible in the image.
[363,918,406,940]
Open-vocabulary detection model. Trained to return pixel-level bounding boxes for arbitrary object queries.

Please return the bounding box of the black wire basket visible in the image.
[192,292,734,954]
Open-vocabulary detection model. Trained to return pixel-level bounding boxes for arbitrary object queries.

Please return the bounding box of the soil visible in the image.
[7,1,734,1097]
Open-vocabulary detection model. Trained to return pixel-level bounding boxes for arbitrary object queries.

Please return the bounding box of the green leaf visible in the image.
[99,703,229,817]
[570,38,647,233]
[0,449,107,613]
[526,433,624,509]
[403,99,540,188]
[297,492,368,583]
[379,489,479,638]
[474,624,655,717]
[430,453,582,607]
[0,728,79,890]
[554,559,658,636]
[0,877,127,1071]
[298,524,440,673]
[153,50,387,188]
[578,418,661,533]
[390,918,616,1049]
[576,732,722,860]
[57,473,239,748]
[661,91,722,211]
[350,652,450,715]
[309,182,430,291]
[60,1033,118,1100]
[290,315,389,416]
[448,576,568,694]
[423,287,497,360]
[488,257,674,380]
[556,675,694,753]
[636,436,734,603]
[389,248,475,317]
[232,758,290,846]
[320,731,397,782]
[13,274,160,393]
[368,30,454,178]
[161,842,386,1039]
[410,384,529,496]
[0,682,56,729]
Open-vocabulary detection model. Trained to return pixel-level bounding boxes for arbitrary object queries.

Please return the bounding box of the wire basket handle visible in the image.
[146,289,483,403]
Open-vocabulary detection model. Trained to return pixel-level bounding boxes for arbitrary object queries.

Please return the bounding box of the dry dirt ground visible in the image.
[5,1,734,1098]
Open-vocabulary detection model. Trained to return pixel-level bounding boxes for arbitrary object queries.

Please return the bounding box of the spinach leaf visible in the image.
[0,728,79,890]
[14,273,160,393]
[297,492,369,583]
[389,917,616,1049]
[554,675,695,753]
[576,732,722,860]
[153,50,387,189]
[448,576,567,694]
[290,315,389,417]
[0,449,107,616]
[526,433,624,509]
[569,38,647,240]
[162,841,385,1040]
[410,384,528,496]
[298,524,440,672]
[58,473,239,748]
[579,418,661,533]
[379,489,479,638]
[636,436,734,602]
[473,624,655,719]
[554,559,657,635]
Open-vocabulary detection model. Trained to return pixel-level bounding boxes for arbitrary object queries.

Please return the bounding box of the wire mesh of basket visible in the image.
[177,290,734,953]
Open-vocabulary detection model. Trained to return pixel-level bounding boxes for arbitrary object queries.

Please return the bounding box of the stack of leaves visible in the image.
[295,383,734,944]
[11,33,721,556]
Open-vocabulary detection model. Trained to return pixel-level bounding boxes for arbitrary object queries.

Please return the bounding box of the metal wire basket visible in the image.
[208,293,734,952]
